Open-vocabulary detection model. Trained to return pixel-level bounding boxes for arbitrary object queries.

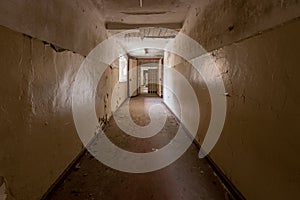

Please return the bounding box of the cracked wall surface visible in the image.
[164,1,300,199]
[209,19,300,199]
[0,25,126,200]
[0,0,299,199]
[96,61,128,128]
[0,25,83,200]
[0,0,107,55]
[182,0,300,52]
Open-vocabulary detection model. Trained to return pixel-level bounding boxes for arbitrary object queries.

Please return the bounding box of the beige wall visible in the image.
[164,1,300,199]
[96,62,128,125]
[209,18,300,200]
[0,0,299,199]
[0,25,83,200]
[0,25,126,200]
[0,2,126,198]
[182,0,300,53]
[0,0,107,55]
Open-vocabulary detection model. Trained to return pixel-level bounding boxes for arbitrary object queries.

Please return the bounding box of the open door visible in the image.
[157,58,163,97]
[128,58,138,97]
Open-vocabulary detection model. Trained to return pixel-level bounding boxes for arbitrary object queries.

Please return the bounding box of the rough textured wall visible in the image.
[0,0,107,55]
[164,1,300,199]
[0,25,83,200]
[96,62,128,126]
[0,25,123,200]
[163,53,211,146]
[182,0,300,52]
[209,18,300,200]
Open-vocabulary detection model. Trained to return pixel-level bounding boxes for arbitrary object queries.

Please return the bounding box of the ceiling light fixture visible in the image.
[139,0,143,7]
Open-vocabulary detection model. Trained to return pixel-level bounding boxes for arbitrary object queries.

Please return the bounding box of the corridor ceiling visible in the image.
[0,0,198,57]
[91,0,197,58]
[91,0,195,29]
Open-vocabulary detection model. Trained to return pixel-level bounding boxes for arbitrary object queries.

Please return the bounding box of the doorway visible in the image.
[136,58,163,97]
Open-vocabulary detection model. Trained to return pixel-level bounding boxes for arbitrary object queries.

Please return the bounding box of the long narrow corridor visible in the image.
[1,1,300,200]
[46,96,228,200]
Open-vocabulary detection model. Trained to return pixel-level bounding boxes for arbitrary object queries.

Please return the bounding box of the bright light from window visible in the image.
[119,56,127,82]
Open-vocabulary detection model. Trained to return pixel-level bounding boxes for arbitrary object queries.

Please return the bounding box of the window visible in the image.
[119,56,127,82]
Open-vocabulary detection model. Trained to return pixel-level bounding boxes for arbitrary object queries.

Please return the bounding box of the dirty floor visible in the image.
[46,96,229,200]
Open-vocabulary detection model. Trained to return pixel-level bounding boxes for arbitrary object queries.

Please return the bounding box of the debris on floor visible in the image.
[46,97,229,200]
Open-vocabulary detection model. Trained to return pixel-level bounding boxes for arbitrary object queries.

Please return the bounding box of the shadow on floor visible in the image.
[46,96,230,200]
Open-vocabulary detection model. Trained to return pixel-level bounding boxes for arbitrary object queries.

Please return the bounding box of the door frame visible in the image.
[127,57,139,97]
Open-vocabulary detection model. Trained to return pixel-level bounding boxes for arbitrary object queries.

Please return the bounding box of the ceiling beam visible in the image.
[144,35,176,39]
[121,11,167,15]
[105,22,183,30]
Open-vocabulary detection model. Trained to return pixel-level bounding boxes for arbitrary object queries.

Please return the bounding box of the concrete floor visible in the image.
[46,96,229,200]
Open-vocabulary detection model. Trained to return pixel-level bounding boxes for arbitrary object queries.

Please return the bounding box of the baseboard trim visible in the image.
[162,101,245,200]
[41,97,129,199]
[40,147,87,200]
[204,153,246,200]
[42,98,245,199]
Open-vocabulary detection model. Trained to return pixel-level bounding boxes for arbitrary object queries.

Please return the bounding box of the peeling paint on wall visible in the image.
[165,6,300,200]
[0,0,107,55]
[182,0,300,52]
[0,181,7,200]
[0,25,124,200]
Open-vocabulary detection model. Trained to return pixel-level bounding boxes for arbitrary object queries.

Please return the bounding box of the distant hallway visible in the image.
[46,96,229,200]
